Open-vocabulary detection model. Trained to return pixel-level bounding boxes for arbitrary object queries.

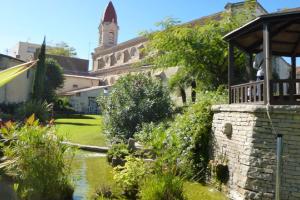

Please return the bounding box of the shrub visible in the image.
[135,90,227,181]
[99,74,172,140]
[43,58,64,103]
[1,115,74,200]
[209,154,229,190]
[93,185,113,200]
[107,143,129,164]
[113,156,151,199]
[16,100,53,122]
[139,173,186,200]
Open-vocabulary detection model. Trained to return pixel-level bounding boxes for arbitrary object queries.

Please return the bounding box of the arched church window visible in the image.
[130,47,138,57]
[98,58,105,69]
[104,56,110,64]
[123,50,131,63]
[110,54,116,66]
[109,32,114,44]
[110,77,115,85]
[116,52,122,61]
[138,44,145,59]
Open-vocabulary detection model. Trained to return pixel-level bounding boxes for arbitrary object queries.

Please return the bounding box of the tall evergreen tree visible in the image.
[32,37,47,100]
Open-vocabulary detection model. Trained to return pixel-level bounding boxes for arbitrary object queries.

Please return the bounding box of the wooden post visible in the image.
[263,23,271,105]
[246,53,254,81]
[228,42,234,104]
[291,56,296,100]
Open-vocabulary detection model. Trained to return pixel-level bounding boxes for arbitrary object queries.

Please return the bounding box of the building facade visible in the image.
[0,54,34,104]
[90,1,273,85]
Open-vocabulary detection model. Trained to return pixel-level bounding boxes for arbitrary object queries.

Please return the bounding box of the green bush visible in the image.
[113,156,151,199]
[16,100,53,122]
[43,58,64,103]
[99,74,172,140]
[1,115,74,200]
[135,90,227,181]
[107,143,129,164]
[139,173,186,200]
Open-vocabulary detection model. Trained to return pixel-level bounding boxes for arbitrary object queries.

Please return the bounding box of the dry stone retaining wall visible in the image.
[211,104,300,200]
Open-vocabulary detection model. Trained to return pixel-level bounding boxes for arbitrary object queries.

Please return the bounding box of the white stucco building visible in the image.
[0,54,34,104]
[62,86,111,114]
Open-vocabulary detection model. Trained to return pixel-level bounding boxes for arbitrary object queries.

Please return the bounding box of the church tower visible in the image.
[99,1,119,48]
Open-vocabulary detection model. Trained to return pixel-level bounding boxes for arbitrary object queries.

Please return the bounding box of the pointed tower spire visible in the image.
[99,1,119,48]
[102,1,118,24]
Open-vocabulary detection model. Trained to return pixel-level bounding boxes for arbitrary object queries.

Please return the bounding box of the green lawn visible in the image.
[184,182,227,200]
[55,114,106,146]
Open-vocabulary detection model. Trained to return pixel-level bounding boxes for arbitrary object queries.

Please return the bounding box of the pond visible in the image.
[72,151,116,200]
[71,151,228,200]
[0,175,18,200]
[0,151,227,200]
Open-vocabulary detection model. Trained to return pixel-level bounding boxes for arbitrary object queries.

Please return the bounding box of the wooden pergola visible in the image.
[224,10,300,105]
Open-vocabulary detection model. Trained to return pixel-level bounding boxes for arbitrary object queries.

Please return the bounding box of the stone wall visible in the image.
[211,104,300,200]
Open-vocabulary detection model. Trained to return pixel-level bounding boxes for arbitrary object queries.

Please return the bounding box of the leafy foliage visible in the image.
[47,42,77,57]
[135,90,227,181]
[107,143,129,164]
[139,173,186,200]
[16,100,53,122]
[142,1,258,94]
[99,74,172,140]
[32,38,47,101]
[0,115,74,200]
[113,156,151,199]
[43,58,64,102]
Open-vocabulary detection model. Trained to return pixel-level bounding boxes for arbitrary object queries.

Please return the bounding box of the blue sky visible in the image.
[1,0,300,62]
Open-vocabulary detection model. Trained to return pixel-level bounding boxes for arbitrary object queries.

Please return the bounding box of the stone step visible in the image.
[62,141,109,153]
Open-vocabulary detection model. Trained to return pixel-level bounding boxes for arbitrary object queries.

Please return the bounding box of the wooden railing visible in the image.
[270,79,300,105]
[230,81,264,104]
[230,79,300,105]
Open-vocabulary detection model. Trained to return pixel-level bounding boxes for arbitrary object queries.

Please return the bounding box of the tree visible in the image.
[99,74,172,140]
[47,42,77,57]
[43,58,64,102]
[32,38,47,100]
[32,39,64,103]
[142,1,257,102]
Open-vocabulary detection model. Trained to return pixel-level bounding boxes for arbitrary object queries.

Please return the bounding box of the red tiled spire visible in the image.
[102,1,117,24]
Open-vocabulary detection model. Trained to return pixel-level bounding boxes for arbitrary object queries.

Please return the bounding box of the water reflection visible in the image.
[72,152,107,200]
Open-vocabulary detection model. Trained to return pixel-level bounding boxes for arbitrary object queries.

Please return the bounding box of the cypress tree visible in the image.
[32,37,47,100]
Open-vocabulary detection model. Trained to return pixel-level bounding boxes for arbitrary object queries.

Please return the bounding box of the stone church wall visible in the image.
[211,104,300,200]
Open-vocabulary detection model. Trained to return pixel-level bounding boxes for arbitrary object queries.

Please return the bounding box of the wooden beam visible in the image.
[285,30,300,34]
[228,42,234,104]
[272,40,295,45]
[291,56,296,80]
[292,35,300,56]
[263,23,271,105]
[247,20,297,52]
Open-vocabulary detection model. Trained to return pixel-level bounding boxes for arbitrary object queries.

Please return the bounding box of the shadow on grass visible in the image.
[55,114,99,120]
[55,122,99,126]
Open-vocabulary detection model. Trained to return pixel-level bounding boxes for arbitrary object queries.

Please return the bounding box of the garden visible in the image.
[0,1,258,199]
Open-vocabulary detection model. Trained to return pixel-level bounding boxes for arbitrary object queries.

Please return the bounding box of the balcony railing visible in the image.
[230,79,300,105]
[230,81,264,104]
[270,79,300,105]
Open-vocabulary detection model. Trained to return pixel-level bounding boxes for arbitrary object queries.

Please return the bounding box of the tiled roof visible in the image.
[61,85,111,96]
[64,74,101,80]
[47,54,89,75]
[296,67,300,74]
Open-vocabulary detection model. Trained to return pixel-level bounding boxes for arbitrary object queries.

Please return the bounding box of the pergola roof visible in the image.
[224,9,300,56]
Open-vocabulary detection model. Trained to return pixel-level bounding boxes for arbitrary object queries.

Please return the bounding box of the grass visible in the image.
[55,114,106,146]
[184,182,228,200]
